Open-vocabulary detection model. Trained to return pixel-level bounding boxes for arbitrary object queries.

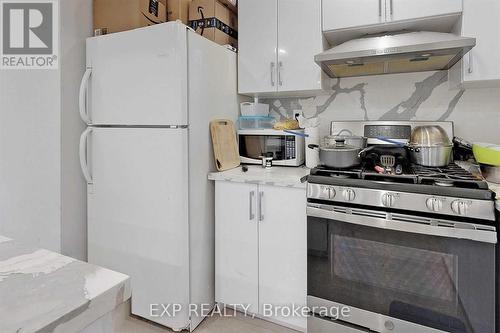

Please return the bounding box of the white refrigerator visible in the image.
[79,22,238,331]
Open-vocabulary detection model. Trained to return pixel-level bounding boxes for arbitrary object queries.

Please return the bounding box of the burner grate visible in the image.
[310,163,488,190]
[313,166,363,179]
[414,164,487,189]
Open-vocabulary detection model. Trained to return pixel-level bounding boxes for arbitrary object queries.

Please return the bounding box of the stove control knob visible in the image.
[342,189,356,202]
[384,320,395,331]
[426,197,443,212]
[382,193,396,207]
[319,186,330,200]
[328,187,336,199]
[451,200,469,216]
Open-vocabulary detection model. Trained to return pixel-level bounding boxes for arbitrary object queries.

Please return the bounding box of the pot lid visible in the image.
[410,125,451,146]
[321,142,359,152]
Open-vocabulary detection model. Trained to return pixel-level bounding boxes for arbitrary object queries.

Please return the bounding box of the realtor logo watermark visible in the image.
[1,0,58,69]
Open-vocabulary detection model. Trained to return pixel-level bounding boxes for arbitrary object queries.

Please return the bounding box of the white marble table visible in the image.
[208,165,310,189]
[0,235,131,333]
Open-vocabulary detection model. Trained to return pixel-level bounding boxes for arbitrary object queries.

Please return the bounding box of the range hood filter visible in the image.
[315,31,476,78]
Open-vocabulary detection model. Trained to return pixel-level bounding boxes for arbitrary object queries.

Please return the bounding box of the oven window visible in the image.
[308,217,496,333]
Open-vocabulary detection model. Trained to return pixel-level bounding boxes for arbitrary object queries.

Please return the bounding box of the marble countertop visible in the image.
[208,165,310,188]
[0,235,131,333]
[486,181,500,211]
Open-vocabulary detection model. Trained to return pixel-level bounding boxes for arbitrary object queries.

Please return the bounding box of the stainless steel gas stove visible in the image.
[307,121,497,333]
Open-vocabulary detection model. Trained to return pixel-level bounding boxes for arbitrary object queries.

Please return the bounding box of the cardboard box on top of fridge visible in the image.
[189,0,238,48]
[93,0,167,35]
[167,0,191,24]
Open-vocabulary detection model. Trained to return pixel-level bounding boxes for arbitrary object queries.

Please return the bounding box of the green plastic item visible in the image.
[473,142,500,166]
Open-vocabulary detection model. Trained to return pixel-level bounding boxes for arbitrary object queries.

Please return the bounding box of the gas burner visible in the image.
[330,174,350,179]
[434,180,455,187]
[310,163,491,191]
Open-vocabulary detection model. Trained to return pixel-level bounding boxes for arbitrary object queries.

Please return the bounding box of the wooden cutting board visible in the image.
[210,119,240,171]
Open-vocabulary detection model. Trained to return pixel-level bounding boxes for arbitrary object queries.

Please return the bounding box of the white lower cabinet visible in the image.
[215,181,259,314]
[215,181,307,331]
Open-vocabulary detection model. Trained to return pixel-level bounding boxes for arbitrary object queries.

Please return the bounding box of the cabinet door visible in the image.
[462,0,500,84]
[258,185,307,330]
[238,0,278,95]
[389,0,461,22]
[323,0,384,31]
[215,181,259,314]
[277,0,323,93]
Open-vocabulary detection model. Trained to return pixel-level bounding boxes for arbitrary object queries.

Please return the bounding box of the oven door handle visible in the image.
[307,205,497,244]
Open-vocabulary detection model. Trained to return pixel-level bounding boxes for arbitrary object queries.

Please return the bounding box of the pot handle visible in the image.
[308,144,319,150]
[407,146,421,152]
[358,146,375,158]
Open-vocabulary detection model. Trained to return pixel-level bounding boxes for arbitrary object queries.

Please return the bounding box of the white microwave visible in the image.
[238,129,305,166]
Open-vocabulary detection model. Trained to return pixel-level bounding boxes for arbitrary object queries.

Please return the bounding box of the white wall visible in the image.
[0,0,91,259]
[263,71,500,143]
[0,70,61,251]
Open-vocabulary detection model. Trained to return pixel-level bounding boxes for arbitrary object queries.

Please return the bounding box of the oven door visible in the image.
[307,204,496,333]
[239,134,296,162]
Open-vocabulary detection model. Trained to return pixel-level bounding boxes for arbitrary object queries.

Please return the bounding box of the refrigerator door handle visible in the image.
[79,128,93,184]
[79,68,92,124]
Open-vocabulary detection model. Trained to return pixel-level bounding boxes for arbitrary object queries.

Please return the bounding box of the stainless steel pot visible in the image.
[309,139,362,168]
[409,125,453,167]
[409,145,453,167]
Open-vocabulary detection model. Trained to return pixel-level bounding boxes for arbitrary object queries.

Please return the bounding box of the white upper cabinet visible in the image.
[323,0,384,31]
[461,0,500,85]
[277,0,323,93]
[238,0,323,96]
[238,0,278,95]
[323,0,462,32]
[389,0,462,22]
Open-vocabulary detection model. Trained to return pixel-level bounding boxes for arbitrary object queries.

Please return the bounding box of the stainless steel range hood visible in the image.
[315,31,476,78]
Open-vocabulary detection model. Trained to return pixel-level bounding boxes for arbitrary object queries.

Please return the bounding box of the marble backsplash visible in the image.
[262,70,500,143]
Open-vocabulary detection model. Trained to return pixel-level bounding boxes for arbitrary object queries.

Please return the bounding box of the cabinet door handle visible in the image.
[249,191,255,220]
[270,62,275,86]
[468,51,473,74]
[278,61,283,86]
[378,0,382,17]
[390,0,393,16]
[259,191,264,221]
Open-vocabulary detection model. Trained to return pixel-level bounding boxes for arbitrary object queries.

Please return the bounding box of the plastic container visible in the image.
[240,102,270,117]
[473,142,500,166]
[238,116,276,129]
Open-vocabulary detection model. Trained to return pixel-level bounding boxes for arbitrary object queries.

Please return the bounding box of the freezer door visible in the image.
[87,127,190,330]
[85,22,188,126]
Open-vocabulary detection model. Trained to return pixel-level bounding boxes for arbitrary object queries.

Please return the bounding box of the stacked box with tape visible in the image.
[93,0,167,35]
[188,0,237,48]
[167,0,192,25]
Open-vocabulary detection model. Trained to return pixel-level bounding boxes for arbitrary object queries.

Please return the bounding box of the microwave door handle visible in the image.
[307,205,497,244]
